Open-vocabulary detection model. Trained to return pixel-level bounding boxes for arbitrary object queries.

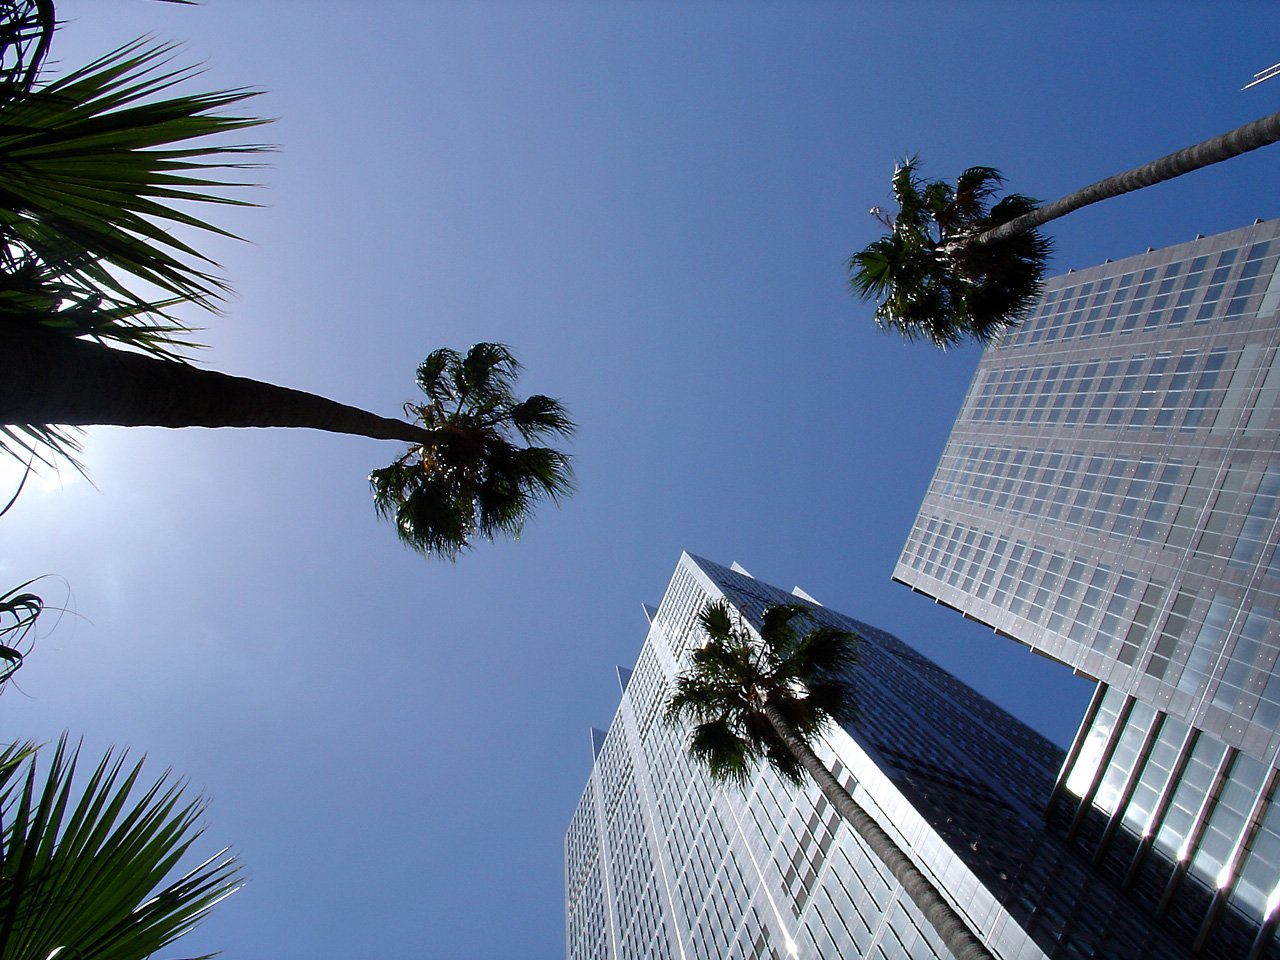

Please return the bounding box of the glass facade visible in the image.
[567,554,1195,959]
[896,220,1280,957]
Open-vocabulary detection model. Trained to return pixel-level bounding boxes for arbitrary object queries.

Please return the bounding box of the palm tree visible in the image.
[0,735,240,960]
[0,4,574,557]
[4,327,575,559]
[849,161,1051,348]
[850,109,1280,347]
[666,599,994,960]
[371,342,574,559]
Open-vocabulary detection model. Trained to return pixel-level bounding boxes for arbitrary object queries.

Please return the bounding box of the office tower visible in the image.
[895,219,1280,957]
[566,552,1190,960]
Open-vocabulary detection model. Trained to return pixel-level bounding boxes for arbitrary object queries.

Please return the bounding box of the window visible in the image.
[1195,249,1239,321]
[1152,733,1226,859]
[1211,607,1274,711]
[1229,468,1280,570]
[1146,589,1198,681]
[1118,581,1167,666]
[1064,687,1126,797]
[1183,348,1227,429]
[1176,596,1235,696]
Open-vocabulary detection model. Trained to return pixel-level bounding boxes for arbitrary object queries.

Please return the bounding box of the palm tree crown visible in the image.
[848,161,1051,348]
[851,109,1280,348]
[370,343,575,560]
[665,599,859,787]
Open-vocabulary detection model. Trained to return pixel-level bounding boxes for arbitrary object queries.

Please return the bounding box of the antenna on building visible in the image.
[1244,61,1280,90]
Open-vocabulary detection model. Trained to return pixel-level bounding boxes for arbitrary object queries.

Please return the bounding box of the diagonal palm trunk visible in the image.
[977,110,1280,246]
[1,322,435,443]
[764,701,995,960]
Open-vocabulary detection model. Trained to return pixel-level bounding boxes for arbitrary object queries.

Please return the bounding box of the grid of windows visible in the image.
[967,346,1229,433]
[894,221,1280,956]
[896,220,1280,762]
[1054,685,1280,941]
[1001,240,1274,350]
[570,555,1199,960]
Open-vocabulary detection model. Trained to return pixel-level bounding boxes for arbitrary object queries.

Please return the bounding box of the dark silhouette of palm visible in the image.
[370,343,574,560]
[851,110,1280,347]
[849,162,1049,348]
[666,599,994,960]
[0,4,576,560]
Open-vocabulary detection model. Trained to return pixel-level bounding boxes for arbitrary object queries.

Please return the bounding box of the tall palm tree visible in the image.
[0,735,240,960]
[850,109,1280,347]
[0,4,574,557]
[4,327,575,559]
[666,599,995,960]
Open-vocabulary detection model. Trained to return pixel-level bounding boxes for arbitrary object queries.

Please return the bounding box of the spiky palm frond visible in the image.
[371,342,574,560]
[0,735,239,960]
[0,11,270,467]
[849,159,1051,347]
[0,0,52,95]
[0,9,270,471]
[0,36,270,345]
[665,599,860,789]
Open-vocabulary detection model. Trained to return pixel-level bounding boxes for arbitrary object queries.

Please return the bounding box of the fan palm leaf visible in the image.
[0,36,270,344]
[0,3,270,464]
[0,736,238,960]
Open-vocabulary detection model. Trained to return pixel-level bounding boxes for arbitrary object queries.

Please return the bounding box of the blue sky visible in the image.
[3,2,1278,957]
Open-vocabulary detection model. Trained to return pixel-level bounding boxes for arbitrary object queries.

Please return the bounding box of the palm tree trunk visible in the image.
[763,702,995,960]
[977,109,1280,246]
[1,323,435,443]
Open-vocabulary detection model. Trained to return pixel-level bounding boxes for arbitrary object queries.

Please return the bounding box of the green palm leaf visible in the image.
[0,736,238,960]
[0,8,270,466]
[0,36,270,338]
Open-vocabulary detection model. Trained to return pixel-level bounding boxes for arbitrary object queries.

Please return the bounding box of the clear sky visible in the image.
[2,2,1277,958]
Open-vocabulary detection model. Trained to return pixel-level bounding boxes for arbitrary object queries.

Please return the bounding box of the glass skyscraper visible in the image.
[895,219,1280,958]
[566,553,1194,959]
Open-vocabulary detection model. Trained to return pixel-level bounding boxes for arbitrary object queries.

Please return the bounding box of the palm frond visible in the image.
[0,0,53,95]
[805,678,860,728]
[0,36,271,341]
[762,733,806,786]
[688,719,755,787]
[0,735,239,960]
[414,348,462,405]
[0,577,42,685]
[696,599,736,643]
[508,394,575,442]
